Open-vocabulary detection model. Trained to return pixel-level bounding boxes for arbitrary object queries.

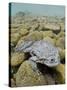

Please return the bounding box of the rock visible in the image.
[54,64,65,84]
[23,31,43,41]
[44,74,55,85]
[61,25,65,31]
[15,38,24,49]
[30,23,39,31]
[45,23,60,33]
[56,36,65,49]
[57,31,65,38]
[11,66,20,78]
[11,52,25,66]
[10,24,21,29]
[43,31,55,38]
[10,29,18,34]
[37,63,56,84]
[60,23,65,31]
[58,48,65,63]
[38,23,45,31]
[11,78,16,87]
[11,33,20,46]
[19,28,29,36]
[43,36,56,45]
[53,31,64,40]
[16,60,47,87]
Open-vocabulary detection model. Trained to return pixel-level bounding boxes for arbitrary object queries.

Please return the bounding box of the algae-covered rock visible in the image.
[11,52,25,66]
[43,36,56,45]
[11,33,20,46]
[54,64,65,84]
[56,36,65,49]
[43,31,55,38]
[15,38,24,49]
[23,31,43,41]
[30,23,39,31]
[57,31,65,38]
[19,28,29,36]
[60,23,65,31]
[10,29,18,34]
[45,23,60,32]
[38,24,45,31]
[16,60,47,87]
[58,48,65,62]
[11,78,16,87]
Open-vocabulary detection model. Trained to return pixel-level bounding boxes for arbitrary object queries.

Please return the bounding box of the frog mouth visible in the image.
[43,59,60,67]
[35,58,47,64]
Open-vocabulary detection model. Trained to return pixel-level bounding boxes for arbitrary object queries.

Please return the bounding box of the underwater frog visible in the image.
[15,40,60,67]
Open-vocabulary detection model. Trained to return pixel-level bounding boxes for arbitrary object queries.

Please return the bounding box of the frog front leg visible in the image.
[29,56,38,62]
[29,56,38,71]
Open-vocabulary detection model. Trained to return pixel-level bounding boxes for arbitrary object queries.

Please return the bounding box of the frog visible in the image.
[15,40,60,67]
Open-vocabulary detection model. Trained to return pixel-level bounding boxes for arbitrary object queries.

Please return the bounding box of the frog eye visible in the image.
[51,59,54,61]
[50,59,55,63]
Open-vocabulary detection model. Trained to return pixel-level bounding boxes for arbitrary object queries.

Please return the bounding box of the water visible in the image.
[9,3,65,17]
